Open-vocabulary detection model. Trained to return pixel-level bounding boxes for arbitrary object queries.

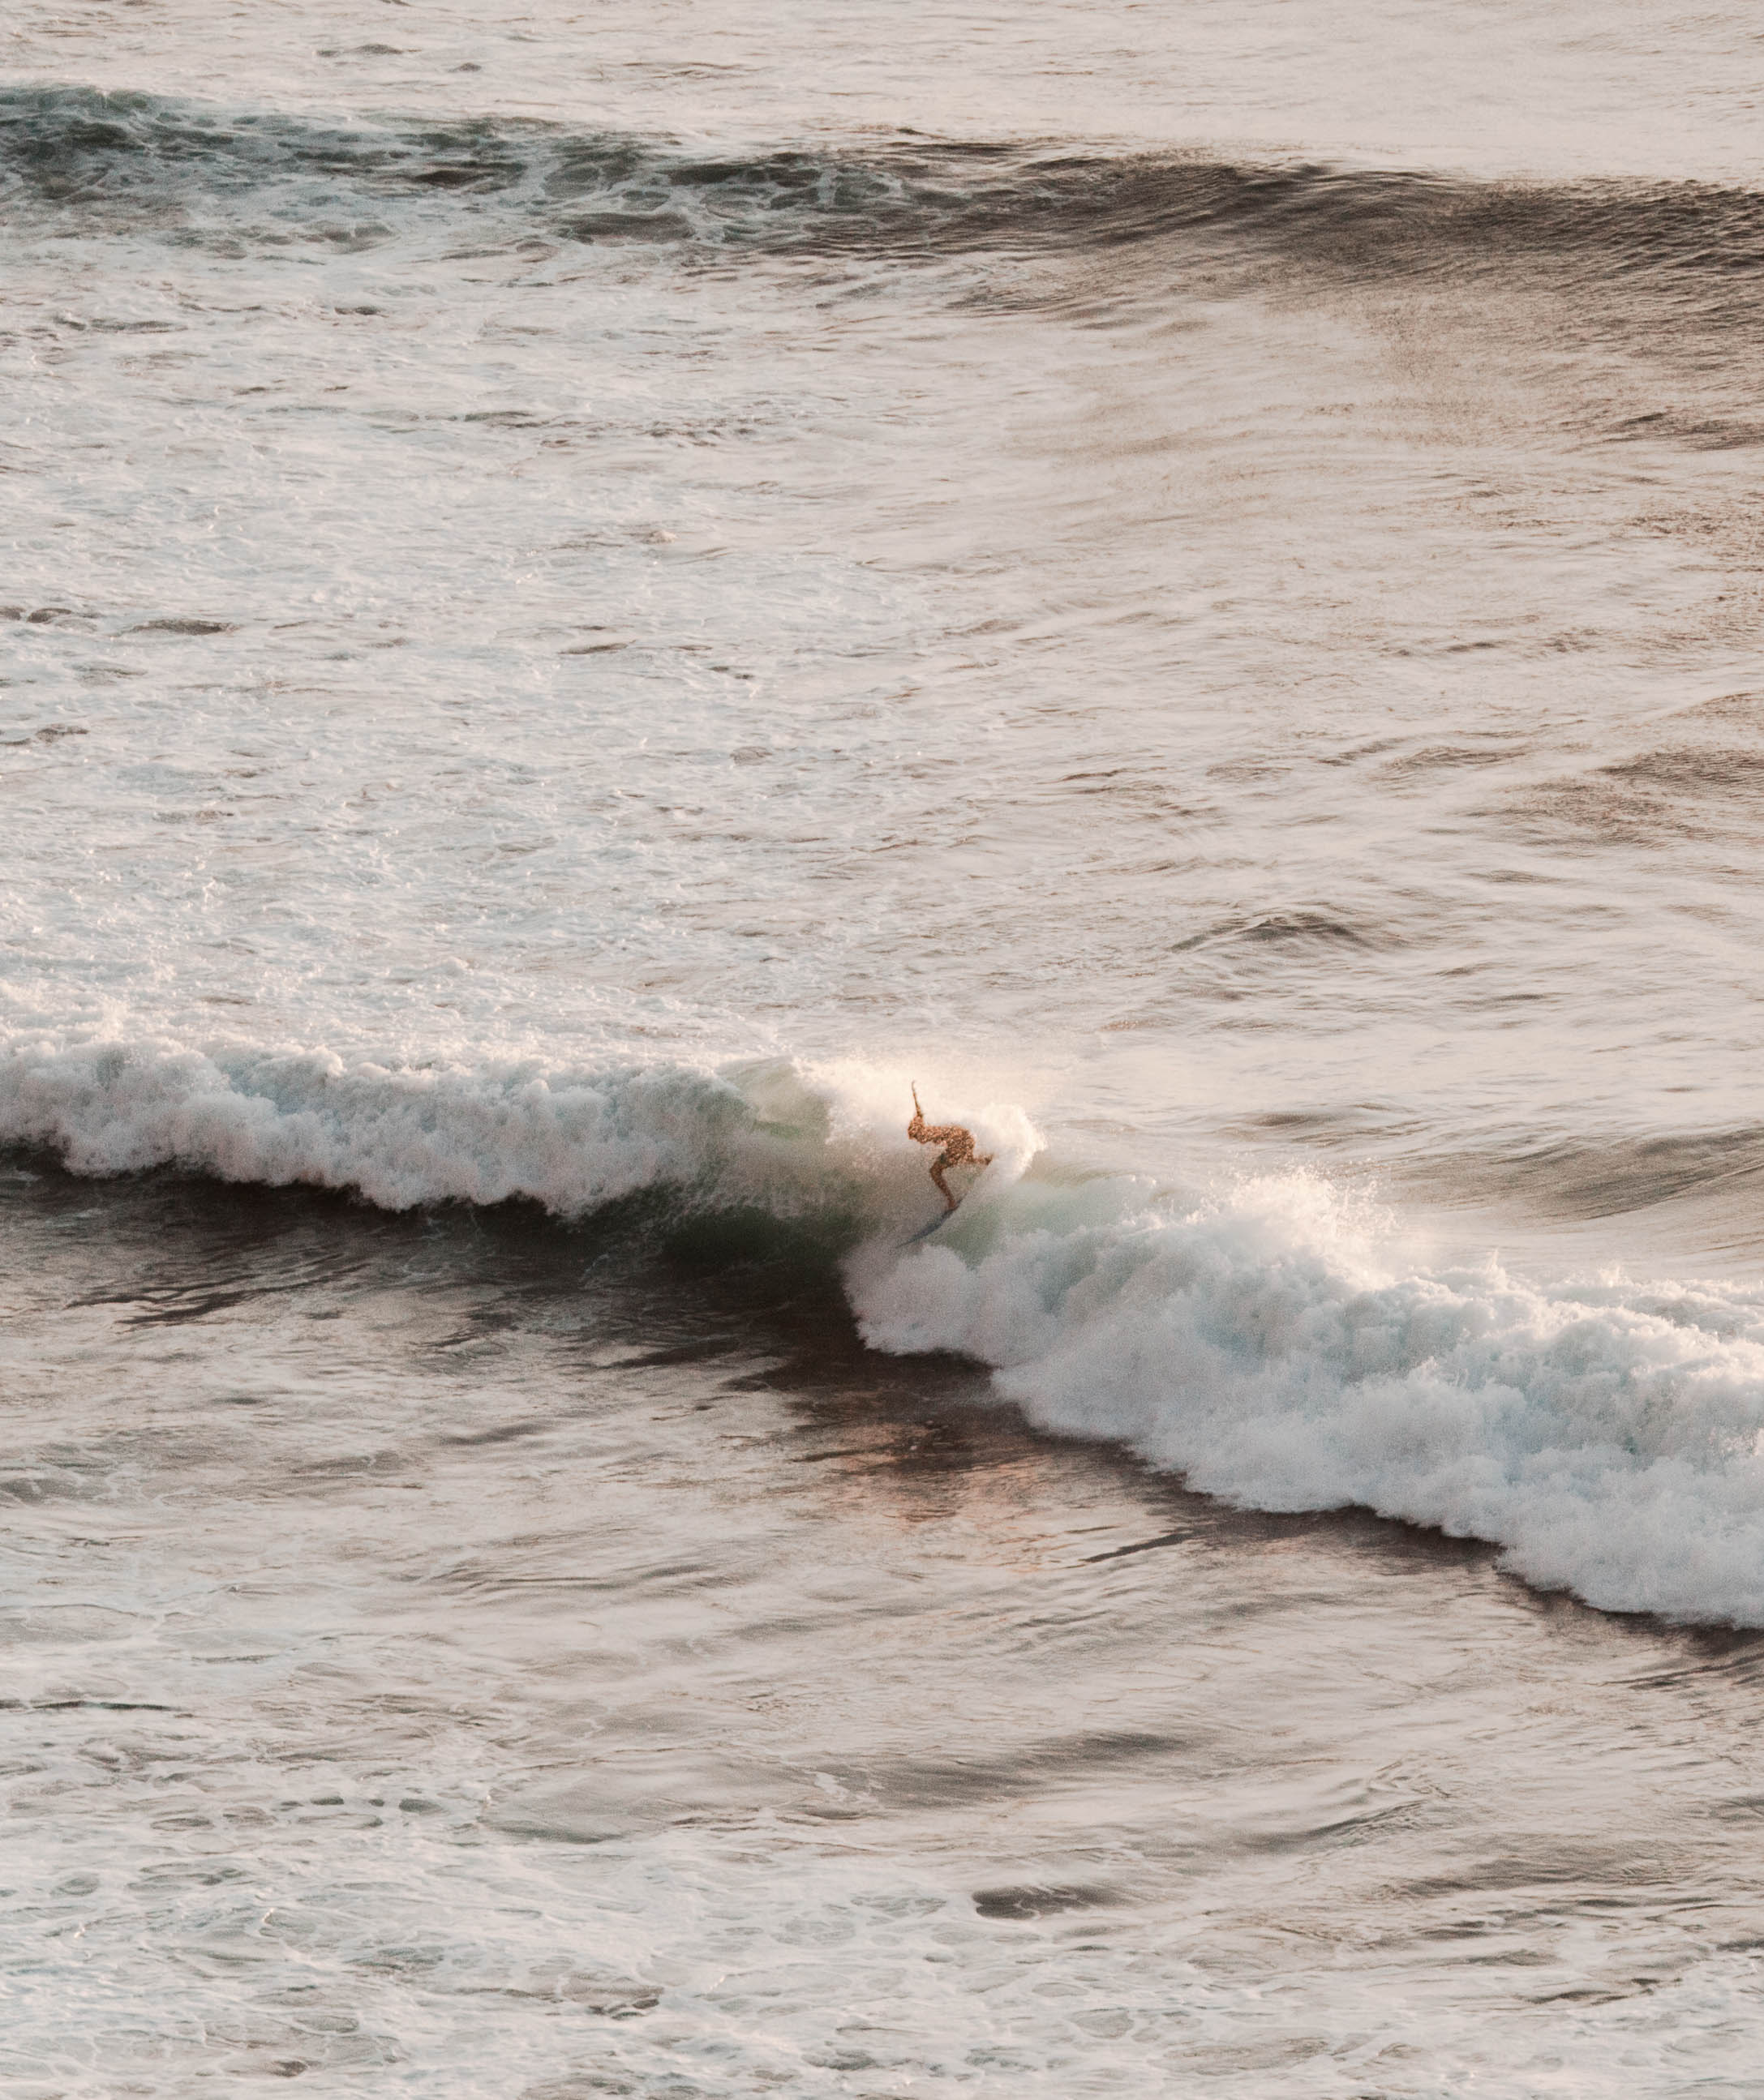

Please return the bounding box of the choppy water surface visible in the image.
[6,1,1764,2091]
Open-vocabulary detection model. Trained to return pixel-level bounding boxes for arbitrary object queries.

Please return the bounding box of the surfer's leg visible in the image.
[929,1153,958,1211]
[974,1153,994,1167]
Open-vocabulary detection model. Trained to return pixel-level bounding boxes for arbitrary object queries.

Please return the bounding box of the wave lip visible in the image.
[0,1032,1037,1254]
[851,1174,1764,1626]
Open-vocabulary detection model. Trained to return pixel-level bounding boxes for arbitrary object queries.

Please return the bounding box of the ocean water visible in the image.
[6,2,1764,2091]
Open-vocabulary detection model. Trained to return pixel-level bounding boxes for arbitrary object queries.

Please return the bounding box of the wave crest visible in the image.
[0,1035,857,1218]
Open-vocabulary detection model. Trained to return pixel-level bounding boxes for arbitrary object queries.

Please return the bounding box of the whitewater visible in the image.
[8,1,1764,2093]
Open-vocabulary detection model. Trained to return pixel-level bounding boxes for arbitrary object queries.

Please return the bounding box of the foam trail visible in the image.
[850,1173,1764,1625]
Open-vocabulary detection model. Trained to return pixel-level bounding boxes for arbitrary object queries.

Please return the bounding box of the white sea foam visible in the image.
[13,2,1764,2085]
[0,1034,839,1216]
[851,1170,1764,1626]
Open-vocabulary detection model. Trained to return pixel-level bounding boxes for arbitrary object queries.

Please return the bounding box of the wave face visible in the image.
[851,1172,1764,1626]
[11,1033,1764,1626]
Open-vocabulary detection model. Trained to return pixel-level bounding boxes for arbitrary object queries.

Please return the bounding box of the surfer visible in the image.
[908,1084,993,1211]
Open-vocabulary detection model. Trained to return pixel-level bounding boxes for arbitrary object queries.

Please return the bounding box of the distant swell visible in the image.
[6,85,1763,309]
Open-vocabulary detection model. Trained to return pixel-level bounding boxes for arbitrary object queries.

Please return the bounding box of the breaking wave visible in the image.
[10,1032,1764,1624]
[851,1173,1764,1626]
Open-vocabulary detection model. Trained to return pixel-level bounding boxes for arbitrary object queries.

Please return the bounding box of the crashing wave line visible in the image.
[9,1031,1764,1626]
[852,1175,1764,1626]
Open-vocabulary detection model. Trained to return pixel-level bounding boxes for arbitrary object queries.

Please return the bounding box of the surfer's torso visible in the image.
[908,1109,981,1166]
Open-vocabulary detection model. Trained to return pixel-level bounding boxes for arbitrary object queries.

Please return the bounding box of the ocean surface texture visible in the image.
[6,3,1764,2093]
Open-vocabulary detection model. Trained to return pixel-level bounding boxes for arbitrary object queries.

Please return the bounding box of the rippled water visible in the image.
[6,1,1764,2091]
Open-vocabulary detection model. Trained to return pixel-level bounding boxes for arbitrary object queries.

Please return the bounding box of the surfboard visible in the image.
[906,1207,959,1244]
